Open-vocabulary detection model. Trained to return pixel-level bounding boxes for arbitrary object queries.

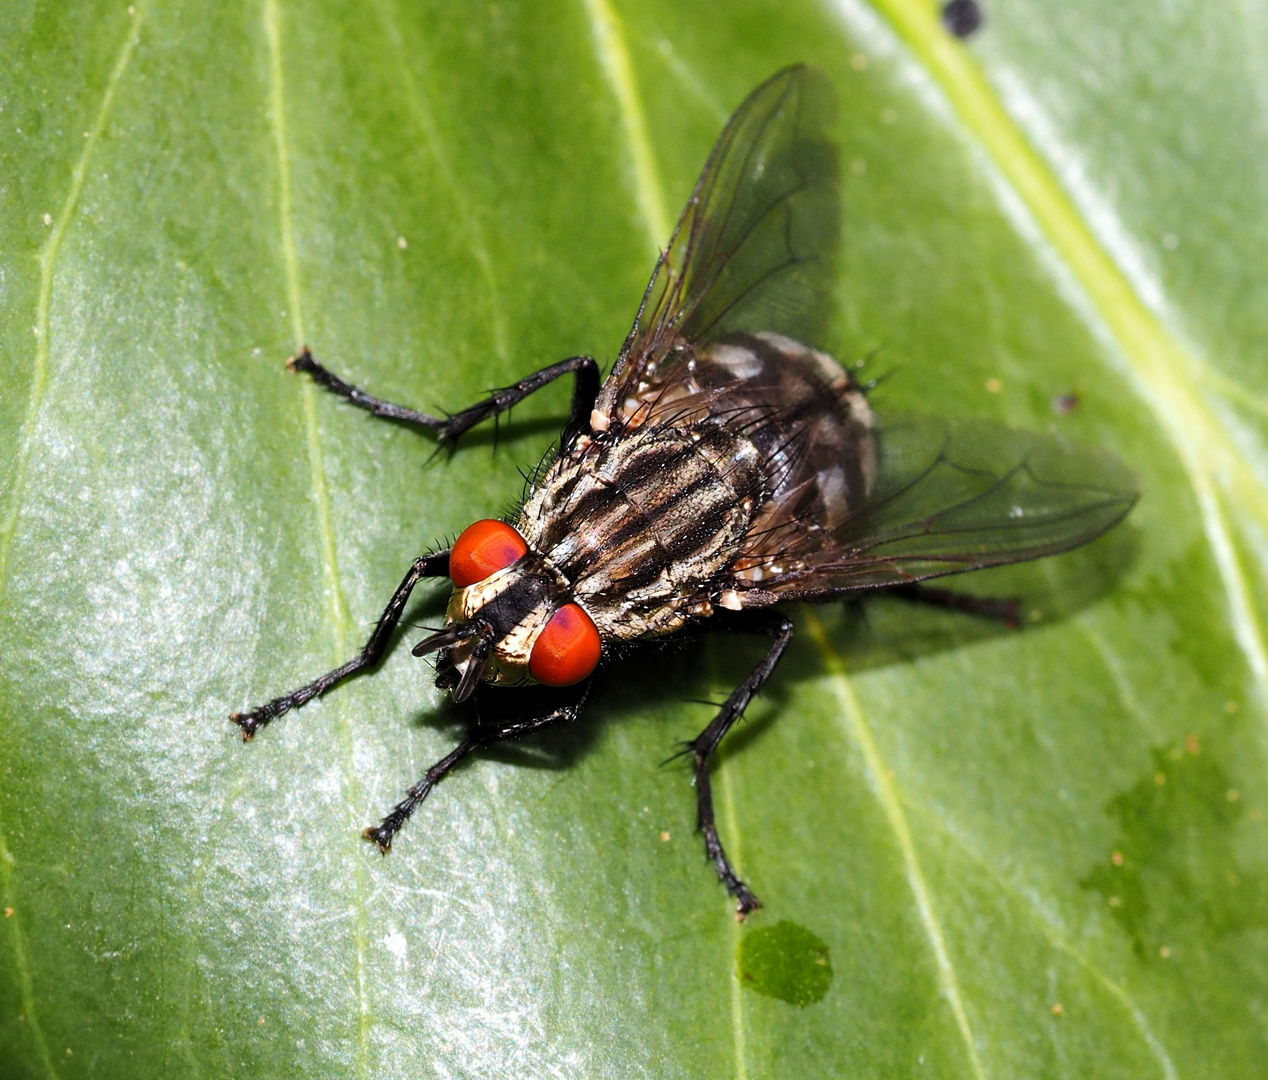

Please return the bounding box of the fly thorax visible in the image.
[521,423,766,640]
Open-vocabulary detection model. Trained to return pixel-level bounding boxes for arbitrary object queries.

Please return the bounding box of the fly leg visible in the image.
[288,347,601,445]
[887,582,1020,628]
[690,611,795,917]
[231,551,451,739]
[363,691,588,852]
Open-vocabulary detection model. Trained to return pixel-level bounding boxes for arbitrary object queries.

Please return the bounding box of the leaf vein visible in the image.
[0,825,60,1080]
[581,0,672,249]
[374,0,509,363]
[845,0,1268,713]
[904,799,1180,1080]
[0,5,144,605]
[263,2,370,1072]
[602,40,748,1070]
[804,610,988,1080]
[0,11,146,1076]
[716,760,750,1080]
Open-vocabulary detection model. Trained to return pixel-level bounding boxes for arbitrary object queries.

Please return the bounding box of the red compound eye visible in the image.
[529,603,601,687]
[449,519,528,588]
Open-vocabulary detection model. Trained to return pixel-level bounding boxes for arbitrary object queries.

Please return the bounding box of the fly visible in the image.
[231,65,1138,916]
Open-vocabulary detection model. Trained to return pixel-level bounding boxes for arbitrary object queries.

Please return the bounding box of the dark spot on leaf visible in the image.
[1052,390,1080,415]
[736,920,833,1006]
[942,0,985,38]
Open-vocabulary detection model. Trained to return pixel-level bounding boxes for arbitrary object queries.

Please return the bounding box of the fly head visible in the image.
[415,520,602,700]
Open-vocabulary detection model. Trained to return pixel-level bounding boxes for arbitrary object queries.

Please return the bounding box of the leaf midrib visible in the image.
[861,0,1268,703]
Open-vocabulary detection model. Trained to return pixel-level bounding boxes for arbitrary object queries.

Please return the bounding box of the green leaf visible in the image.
[3,0,1265,1076]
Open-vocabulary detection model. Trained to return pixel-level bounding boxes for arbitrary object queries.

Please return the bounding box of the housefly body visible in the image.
[232,66,1138,915]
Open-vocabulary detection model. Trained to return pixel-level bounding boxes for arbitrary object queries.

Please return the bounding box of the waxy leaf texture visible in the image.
[2,1,1266,1076]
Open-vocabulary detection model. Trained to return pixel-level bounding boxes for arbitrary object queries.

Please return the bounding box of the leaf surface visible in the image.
[2,1,1265,1077]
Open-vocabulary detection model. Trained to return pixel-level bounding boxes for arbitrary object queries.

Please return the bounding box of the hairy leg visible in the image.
[363,692,588,851]
[688,611,795,917]
[288,347,601,445]
[231,551,451,739]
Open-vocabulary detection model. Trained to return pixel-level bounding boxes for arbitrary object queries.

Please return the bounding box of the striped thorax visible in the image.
[440,332,876,693]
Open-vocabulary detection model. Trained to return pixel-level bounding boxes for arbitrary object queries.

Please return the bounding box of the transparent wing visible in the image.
[738,413,1140,599]
[596,65,840,418]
